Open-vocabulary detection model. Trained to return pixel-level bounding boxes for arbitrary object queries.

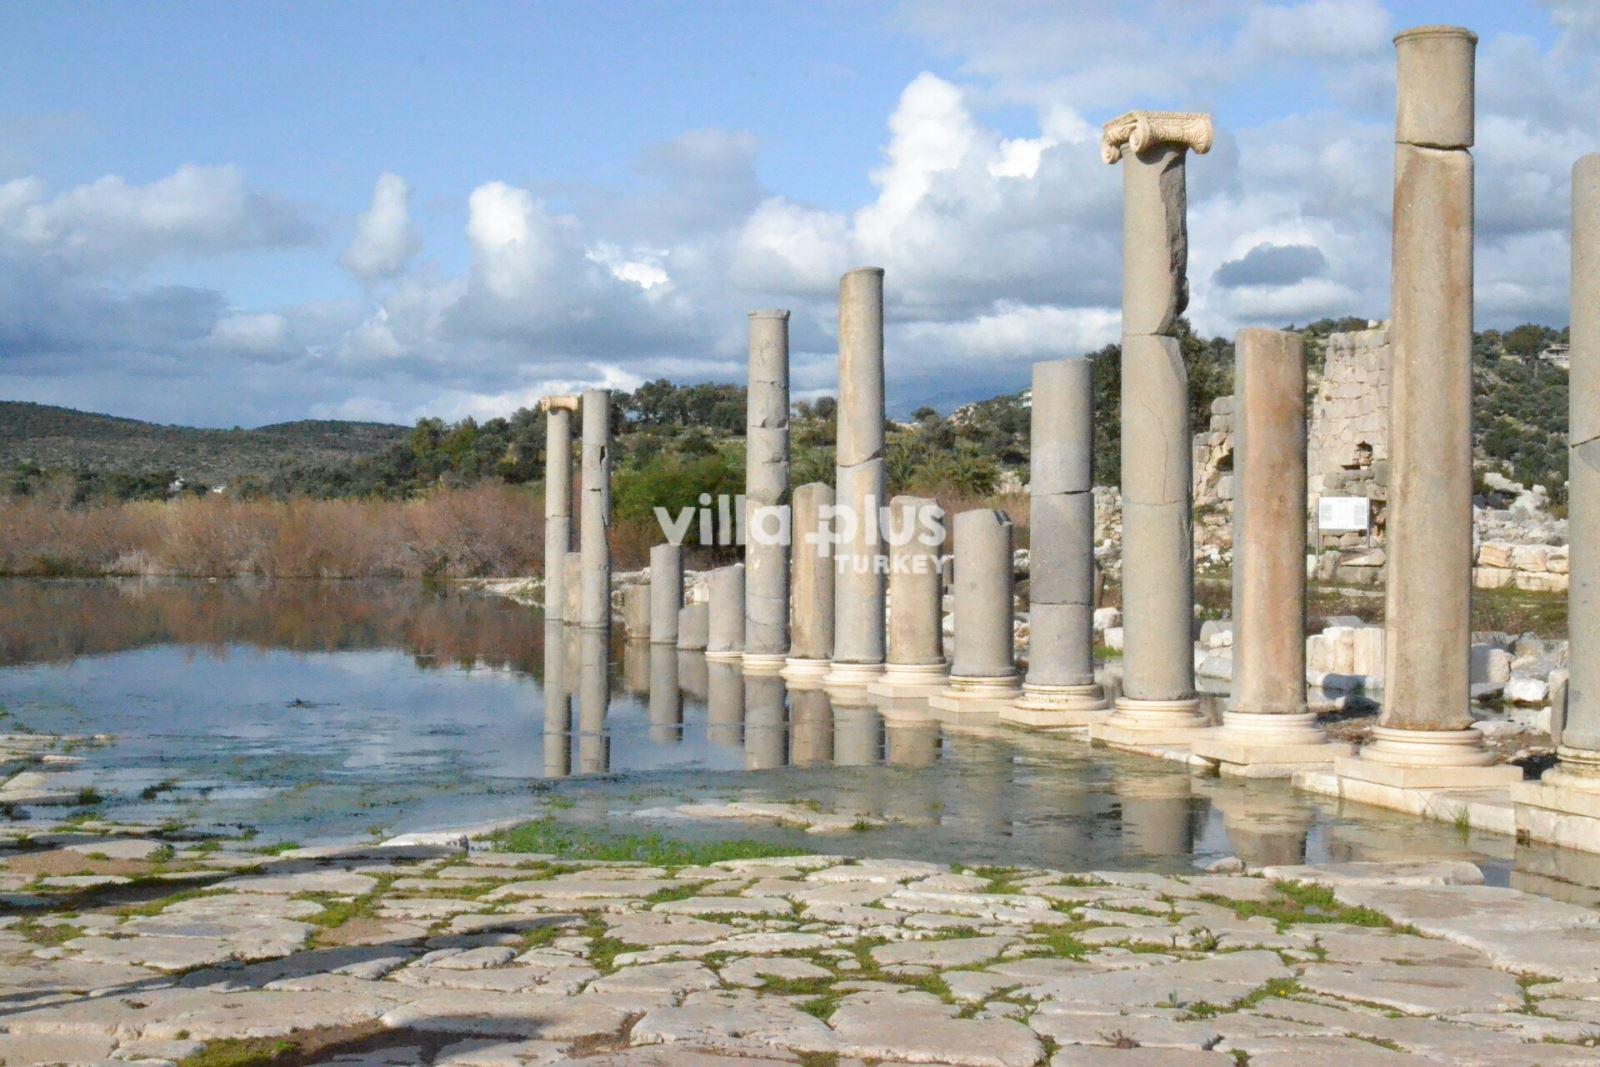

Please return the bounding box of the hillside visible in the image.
[0,401,408,489]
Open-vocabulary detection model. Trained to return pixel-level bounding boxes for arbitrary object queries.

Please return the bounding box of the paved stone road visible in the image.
[4,829,1600,1065]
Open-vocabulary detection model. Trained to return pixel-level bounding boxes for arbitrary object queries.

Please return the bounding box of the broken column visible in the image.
[649,543,682,645]
[705,563,746,662]
[929,509,1021,717]
[744,310,791,673]
[677,601,710,652]
[783,482,836,679]
[579,389,612,632]
[622,583,651,641]
[1338,25,1516,790]
[541,397,577,622]
[868,495,948,698]
[1004,358,1107,727]
[1194,330,1349,773]
[826,267,888,691]
[1090,110,1215,749]
[1514,152,1600,843]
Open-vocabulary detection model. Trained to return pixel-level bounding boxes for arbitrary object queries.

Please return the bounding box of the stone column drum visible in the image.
[1194,329,1350,774]
[1005,358,1107,727]
[649,543,682,645]
[579,389,612,632]
[744,310,792,673]
[541,397,576,622]
[1338,26,1516,789]
[868,496,947,698]
[826,267,888,690]
[783,482,836,680]
[1514,153,1600,846]
[563,551,582,623]
[929,510,1021,717]
[705,563,746,662]
[1090,110,1215,749]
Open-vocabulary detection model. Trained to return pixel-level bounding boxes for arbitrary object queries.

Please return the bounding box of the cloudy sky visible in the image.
[2,0,1597,427]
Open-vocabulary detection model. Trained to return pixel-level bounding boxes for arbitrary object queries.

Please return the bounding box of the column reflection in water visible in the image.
[882,712,942,826]
[678,650,709,703]
[648,644,683,745]
[707,659,745,750]
[542,621,571,778]
[1215,790,1312,868]
[744,673,789,770]
[576,627,610,774]
[1115,774,1197,858]
[831,697,883,767]
[787,682,834,766]
[622,637,650,698]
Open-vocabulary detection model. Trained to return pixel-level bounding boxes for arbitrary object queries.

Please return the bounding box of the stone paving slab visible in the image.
[2,834,1600,1066]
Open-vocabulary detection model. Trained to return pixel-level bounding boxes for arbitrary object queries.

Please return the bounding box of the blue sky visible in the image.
[2,1,1596,426]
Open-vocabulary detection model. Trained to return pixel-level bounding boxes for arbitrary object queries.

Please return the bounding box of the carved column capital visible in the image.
[1101,111,1214,164]
[540,395,581,413]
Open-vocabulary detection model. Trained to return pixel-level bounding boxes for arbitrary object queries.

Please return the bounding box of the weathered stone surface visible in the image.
[1300,960,1523,1015]
[631,989,838,1054]
[830,993,1044,1067]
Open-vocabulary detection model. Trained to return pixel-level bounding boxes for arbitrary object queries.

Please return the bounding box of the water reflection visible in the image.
[2,577,1598,897]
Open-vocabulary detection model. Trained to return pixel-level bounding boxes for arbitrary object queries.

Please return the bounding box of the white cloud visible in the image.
[339,173,419,281]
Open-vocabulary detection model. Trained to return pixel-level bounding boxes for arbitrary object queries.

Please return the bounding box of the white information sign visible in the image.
[1318,496,1370,533]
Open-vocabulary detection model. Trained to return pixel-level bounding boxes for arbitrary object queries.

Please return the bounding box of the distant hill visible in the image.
[0,401,408,487]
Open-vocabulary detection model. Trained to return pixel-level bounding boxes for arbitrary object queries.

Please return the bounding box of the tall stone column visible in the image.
[930,509,1021,718]
[868,496,947,698]
[1195,330,1350,774]
[783,482,836,679]
[1514,153,1600,842]
[826,267,888,691]
[579,389,612,631]
[1339,25,1514,790]
[541,397,577,622]
[563,552,582,623]
[705,563,746,662]
[1005,358,1107,727]
[1090,110,1215,750]
[744,310,791,673]
[649,544,682,645]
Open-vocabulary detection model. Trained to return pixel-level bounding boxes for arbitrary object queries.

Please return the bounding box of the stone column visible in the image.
[649,544,682,645]
[542,620,571,777]
[1006,358,1107,727]
[1339,26,1514,789]
[930,509,1021,718]
[783,482,836,679]
[705,563,746,661]
[541,397,577,622]
[868,496,947,698]
[826,267,888,690]
[1194,329,1350,774]
[1514,153,1600,841]
[1091,110,1214,750]
[744,310,791,673]
[676,602,709,651]
[648,644,682,745]
[579,389,612,631]
[622,583,651,641]
[563,552,582,623]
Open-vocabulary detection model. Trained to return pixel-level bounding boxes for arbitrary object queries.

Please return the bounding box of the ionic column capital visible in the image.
[541,395,581,413]
[1101,111,1214,165]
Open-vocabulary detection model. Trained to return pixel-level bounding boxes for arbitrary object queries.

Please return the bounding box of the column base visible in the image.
[781,656,832,681]
[927,673,1022,718]
[1000,682,1109,728]
[649,638,677,647]
[1335,726,1521,789]
[740,652,788,675]
[866,662,950,699]
[704,649,744,663]
[822,660,885,698]
[1191,711,1351,778]
[1090,696,1210,749]
[1513,748,1600,853]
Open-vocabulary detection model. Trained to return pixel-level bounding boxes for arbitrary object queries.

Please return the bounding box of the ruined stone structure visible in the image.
[541,396,578,622]
[783,482,835,680]
[743,310,791,673]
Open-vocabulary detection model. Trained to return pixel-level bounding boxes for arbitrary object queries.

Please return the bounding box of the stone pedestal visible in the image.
[1089,111,1213,750]
[541,398,576,622]
[579,389,612,631]
[1512,153,1600,847]
[676,602,709,652]
[868,496,948,699]
[744,310,791,673]
[649,544,682,646]
[929,510,1021,718]
[1193,329,1347,774]
[1004,358,1106,728]
[784,482,835,680]
[826,268,888,691]
[1340,26,1504,792]
[705,563,746,662]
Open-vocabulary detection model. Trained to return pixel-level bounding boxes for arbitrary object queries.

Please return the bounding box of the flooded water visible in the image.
[4,578,1599,899]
